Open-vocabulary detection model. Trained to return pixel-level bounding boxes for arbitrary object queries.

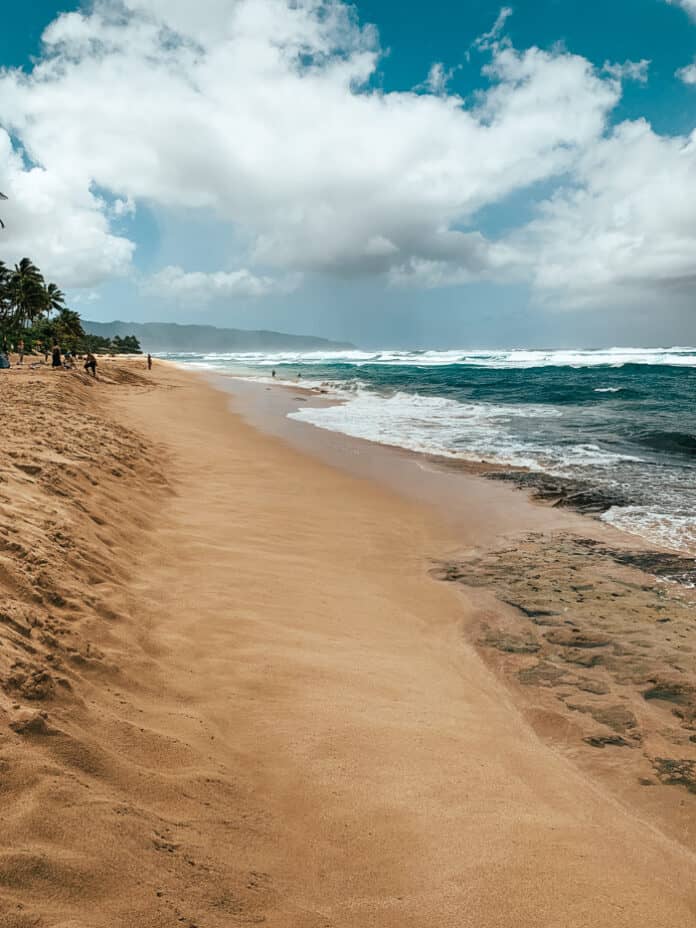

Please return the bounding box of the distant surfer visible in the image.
[272,369,276,378]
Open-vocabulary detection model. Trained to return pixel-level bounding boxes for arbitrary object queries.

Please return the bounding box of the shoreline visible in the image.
[207,370,696,828]
[208,370,696,563]
[1,359,695,926]
[204,366,696,561]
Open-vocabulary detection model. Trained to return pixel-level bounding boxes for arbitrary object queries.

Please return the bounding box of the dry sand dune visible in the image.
[0,361,695,927]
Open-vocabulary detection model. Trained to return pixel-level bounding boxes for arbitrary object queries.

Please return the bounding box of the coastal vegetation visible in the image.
[0,256,141,354]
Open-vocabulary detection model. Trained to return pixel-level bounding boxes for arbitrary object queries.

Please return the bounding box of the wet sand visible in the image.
[0,359,695,927]
[219,375,696,842]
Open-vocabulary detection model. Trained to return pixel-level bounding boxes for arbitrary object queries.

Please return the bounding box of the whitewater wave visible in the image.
[602,506,696,560]
[287,389,640,472]
[165,346,696,369]
[169,348,696,558]
[288,387,694,555]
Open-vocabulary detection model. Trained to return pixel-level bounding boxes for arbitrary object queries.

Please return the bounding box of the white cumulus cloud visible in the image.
[677,61,696,84]
[0,0,619,294]
[508,119,696,306]
[666,0,696,20]
[146,266,301,303]
[0,129,133,285]
[602,59,650,83]
[0,0,693,313]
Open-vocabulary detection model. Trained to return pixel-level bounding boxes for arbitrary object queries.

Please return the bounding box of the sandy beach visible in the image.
[0,359,695,927]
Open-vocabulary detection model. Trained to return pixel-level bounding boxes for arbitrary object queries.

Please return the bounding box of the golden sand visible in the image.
[0,360,694,927]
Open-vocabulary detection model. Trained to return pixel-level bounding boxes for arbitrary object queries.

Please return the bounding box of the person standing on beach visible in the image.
[17,338,24,365]
[147,353,152,370]
[84,353,97,378]
[52,344,62,369]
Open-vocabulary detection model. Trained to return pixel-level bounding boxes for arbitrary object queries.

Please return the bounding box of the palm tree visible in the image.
[54,307,83,336]
[0,192,6,229]
[53,306,84,351]
[44,282,66,319]
[9,258,46,328]
[0,261,11,326]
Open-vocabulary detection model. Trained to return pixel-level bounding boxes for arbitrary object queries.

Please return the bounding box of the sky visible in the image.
[0,0,696,348]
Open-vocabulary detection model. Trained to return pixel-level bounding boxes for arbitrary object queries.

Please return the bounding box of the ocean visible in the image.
[169,347,696,556]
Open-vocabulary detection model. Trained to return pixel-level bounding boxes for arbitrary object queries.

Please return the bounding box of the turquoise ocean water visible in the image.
[168,348,696,556]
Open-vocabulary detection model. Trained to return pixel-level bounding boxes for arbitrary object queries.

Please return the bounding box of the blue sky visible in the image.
[1,0,696,347]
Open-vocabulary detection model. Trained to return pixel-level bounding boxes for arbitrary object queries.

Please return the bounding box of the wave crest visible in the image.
[164,346,696,370]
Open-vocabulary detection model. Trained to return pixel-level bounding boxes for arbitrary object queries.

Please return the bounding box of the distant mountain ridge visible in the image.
[83,320,354,353]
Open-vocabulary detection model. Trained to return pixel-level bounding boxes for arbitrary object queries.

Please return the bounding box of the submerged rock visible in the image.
[584,733,633,748]
[484,471,633,515]
[652,757,696,793]
[643,680,695,706]
[591,705,638,734]
[545,629,611,649]
[501,599,562,619]
[518,661,569,687]
[573,538,696,586]
[480,630,540,654]
[558,649,604,668]
[575,678,610,695]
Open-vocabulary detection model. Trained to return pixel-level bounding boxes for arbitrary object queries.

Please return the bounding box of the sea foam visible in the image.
[288,390,639,472]
[169,347,696,556]
[164,346,696,369]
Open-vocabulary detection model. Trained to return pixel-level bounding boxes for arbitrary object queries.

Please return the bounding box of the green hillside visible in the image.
[83,321,354,353]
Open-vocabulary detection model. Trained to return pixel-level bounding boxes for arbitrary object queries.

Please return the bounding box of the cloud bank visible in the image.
[0,0,694,311]
[146,265,301,303]
[667,0,696,20]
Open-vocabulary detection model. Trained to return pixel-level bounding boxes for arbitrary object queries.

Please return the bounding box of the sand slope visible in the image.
[1,362,695,927]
